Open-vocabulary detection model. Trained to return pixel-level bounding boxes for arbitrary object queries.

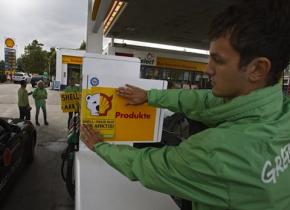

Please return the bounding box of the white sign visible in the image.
[53,81,61,90]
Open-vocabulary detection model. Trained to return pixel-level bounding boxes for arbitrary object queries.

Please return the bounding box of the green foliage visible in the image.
[20,40,49,74]
[0,60,5,70]
[48,47,56,78]
[79,40,86,50]
[18,40,86,77]
[0,64,7,82]
[0,74,7,83]
[0,60,6,83]
[16,57,23,72]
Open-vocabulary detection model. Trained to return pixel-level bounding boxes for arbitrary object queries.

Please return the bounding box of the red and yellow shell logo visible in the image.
[85,93,113,116]
[5,38,15,48]
[99,93,113,116]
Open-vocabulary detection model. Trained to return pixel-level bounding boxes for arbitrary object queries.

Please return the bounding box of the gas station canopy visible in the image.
[92,0,240,50]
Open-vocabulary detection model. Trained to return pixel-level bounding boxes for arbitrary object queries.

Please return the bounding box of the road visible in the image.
[0,83,74,210]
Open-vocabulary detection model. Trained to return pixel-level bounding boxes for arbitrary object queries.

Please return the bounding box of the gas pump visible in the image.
[60,53,180,210]
[61,113,80,199]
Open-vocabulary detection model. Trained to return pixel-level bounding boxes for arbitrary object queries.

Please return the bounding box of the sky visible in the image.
[0,0,88,60]
[0,0,209,62]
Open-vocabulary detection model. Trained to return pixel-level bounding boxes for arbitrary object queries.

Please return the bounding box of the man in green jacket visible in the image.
[81,0,290,209]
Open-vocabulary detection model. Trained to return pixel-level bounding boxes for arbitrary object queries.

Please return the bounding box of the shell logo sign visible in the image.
[85,93,113,116]
[60,93,81,112]
[82,87,116,139]
[81,86,157,142]
[99,94,113,116]
[5,38,15,48]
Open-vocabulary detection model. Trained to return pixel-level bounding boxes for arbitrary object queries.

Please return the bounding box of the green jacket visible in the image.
[93,84,290,210]
[64,85,81,93]
[33,88,47,107]
[18,87,29,107]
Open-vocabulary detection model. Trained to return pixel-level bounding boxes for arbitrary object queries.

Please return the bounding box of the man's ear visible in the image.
[247,57,271,82]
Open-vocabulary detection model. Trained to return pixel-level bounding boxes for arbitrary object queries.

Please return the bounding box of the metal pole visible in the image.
[48,62,51,80]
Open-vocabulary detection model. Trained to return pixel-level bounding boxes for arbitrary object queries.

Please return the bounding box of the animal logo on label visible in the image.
[86,93,113,116]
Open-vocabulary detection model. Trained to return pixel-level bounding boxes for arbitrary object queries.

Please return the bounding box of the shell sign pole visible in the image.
[4,38,16,72]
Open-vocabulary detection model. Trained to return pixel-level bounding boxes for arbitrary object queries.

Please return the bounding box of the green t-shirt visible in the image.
[18,87,29,107]
[33,88,47,107]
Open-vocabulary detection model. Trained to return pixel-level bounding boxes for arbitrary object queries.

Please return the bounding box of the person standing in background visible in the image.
[33,80,49,126]
[64,78,81,129]
[18,80,32,120]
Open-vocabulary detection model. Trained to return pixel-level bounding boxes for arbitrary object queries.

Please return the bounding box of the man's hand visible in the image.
[117,84,148,105]
[80,124,103,151]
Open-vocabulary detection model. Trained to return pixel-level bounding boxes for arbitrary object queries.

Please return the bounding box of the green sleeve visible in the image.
[147,89,223,121]
[44,89,47,99]
[76,86,81,92]
[93,140,229,208]
[64,86,70,93]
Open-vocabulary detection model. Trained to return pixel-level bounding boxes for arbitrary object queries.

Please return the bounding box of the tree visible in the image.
[20,40,49,74]
[0,60,4,70]
[16,57,23,72]
[79,40,86,50]
[48,47,56,78]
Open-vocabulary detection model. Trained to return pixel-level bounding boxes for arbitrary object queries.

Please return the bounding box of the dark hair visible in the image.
[209,0,290,85]
[20,80,27,86]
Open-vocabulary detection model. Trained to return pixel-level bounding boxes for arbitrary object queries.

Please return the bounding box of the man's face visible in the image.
[205,36,250,100]
[38,82,44,88]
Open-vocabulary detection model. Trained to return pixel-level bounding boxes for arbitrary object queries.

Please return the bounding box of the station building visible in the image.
[55,48,85,89]
[55,42,210,89]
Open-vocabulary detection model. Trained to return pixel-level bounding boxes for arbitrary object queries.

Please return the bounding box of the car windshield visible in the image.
[15,73,24,76]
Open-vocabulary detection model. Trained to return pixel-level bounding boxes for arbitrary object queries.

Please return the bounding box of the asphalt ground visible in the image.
[0,82,74,210]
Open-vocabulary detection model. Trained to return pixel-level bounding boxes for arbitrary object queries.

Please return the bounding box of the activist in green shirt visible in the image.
[64,78,81,128]
[80,0,290,209]
[33,80,48,126]
[18,80,32,120]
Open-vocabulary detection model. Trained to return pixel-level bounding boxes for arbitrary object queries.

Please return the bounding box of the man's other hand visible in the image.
[80,124,103,151]
[117,84,148,105]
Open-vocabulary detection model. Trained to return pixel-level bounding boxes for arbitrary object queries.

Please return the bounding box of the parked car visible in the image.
[30,75,50,88]
[12,72,31,83]
[0,117,37,201]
